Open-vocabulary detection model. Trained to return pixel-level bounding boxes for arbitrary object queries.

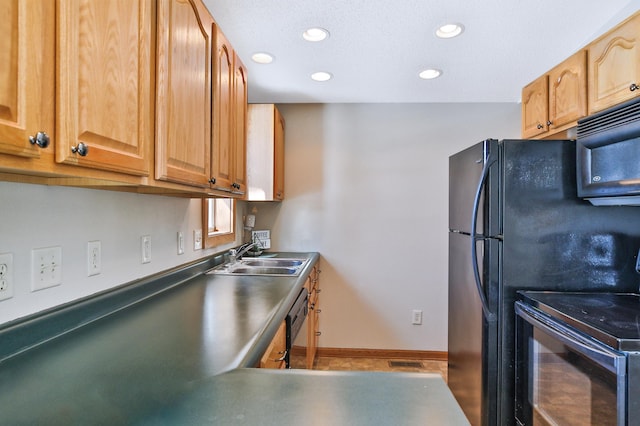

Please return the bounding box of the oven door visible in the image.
[515,301,627,426]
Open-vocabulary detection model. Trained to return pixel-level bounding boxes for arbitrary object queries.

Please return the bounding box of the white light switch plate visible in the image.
[141,235,151,264]
[177,232,185,255]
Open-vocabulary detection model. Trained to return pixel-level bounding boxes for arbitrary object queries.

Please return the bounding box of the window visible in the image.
[203,198,235,248]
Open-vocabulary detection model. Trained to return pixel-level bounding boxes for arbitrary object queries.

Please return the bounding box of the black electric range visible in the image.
[517,291,640,351]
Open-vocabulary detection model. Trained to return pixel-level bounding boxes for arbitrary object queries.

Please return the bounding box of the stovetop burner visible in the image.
[518,291,640,351]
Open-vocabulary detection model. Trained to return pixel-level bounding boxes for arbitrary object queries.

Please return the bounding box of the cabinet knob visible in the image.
[316,309,322,314]
[209,177,216,185]
[70,142,88,156]
[546,120,553,126]
[536,124,544,130]
[315,331,322,336]
[630,83,640,92]
[29,131,50,149]
[232,182,240,190]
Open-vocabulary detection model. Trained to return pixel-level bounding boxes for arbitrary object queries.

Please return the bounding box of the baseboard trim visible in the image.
[291,346,447,361]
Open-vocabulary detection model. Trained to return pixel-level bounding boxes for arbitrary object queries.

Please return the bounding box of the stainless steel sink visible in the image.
[207,257,309,276]
[241,259,305,268]
[227,267,299,275]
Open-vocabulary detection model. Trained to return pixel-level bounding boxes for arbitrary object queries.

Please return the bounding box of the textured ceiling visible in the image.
[203,0,639,103]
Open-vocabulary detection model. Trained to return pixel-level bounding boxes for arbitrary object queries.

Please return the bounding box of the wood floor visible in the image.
[289,354,448,382]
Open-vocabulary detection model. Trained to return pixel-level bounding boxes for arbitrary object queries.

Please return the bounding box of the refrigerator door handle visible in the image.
[471,154,497,321]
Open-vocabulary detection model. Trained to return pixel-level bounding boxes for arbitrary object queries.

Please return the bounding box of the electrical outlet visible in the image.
[194,229,203,250]
[31,246,63,291]
[0,253,14,301]
[177,232,185,255]
[141,235,151,264]
[87,240,101,276]
[412,309,423,325]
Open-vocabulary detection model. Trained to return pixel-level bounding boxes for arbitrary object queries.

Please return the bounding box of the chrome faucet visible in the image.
[228,242,258,263]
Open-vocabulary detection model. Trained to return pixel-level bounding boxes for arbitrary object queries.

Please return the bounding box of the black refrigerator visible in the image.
[448,139,640,426]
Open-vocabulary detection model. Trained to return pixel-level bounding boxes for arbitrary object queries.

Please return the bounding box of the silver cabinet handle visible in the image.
[273,350,288,362]
[630,83,640,91]
[315,331,321,336]
[29,131,50,148]
[536,123,544,130]
[71,142,88,156]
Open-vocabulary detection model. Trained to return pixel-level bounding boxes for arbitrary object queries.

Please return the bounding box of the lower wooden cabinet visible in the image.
[260,320,287,369]
[306,264,321,369]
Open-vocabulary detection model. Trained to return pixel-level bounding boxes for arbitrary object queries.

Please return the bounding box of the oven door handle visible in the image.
[515,302,625,375]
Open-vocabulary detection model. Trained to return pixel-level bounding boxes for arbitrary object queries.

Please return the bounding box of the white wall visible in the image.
[0,182,244,324]
[250,103,520,351]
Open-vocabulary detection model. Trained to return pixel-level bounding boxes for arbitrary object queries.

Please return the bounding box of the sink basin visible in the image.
[227,267,299,275]
[241,259,305,268]
[207,257,309,276]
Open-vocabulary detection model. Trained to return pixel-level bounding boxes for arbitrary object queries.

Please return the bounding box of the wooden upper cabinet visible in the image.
[232,52,248,195]
[57,0,153,176]
[0,0,55,162]
[156,0,212,187]
[521,50,587,138]
[521,75,549,138]
[548,50,587,129]
[588,12,640,114]
[211,26,235,192]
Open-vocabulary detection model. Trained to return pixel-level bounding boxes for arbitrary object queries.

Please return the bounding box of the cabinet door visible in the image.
[0,0,54,161]
[57,0,153,176]
[521,76,548,138]
[156,0,212,187]
[588,13,640,114]
[306,268,320,369]
[260,321,286,369]
[274,107,285,200]
[548,50,587,129]
[232,53,248,195]
[211,26,234,191]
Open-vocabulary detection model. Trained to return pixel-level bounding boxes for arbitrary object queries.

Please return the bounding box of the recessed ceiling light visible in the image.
[303,27,329,42]
[251,52,274,64]
[311,71,332,82]
[436,23,464,39]
[419,69,442,80]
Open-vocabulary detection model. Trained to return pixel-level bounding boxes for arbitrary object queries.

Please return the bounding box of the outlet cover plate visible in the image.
[194,229,203,250]
[0,252,14,301]
[31,246,63,291]
[87,240,101,276]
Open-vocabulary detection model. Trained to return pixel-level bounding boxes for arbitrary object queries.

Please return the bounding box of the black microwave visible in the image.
[576,96,640,206]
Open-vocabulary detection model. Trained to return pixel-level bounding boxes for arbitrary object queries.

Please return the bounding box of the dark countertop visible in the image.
[0,251,468,425]
[139,369,468,426]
